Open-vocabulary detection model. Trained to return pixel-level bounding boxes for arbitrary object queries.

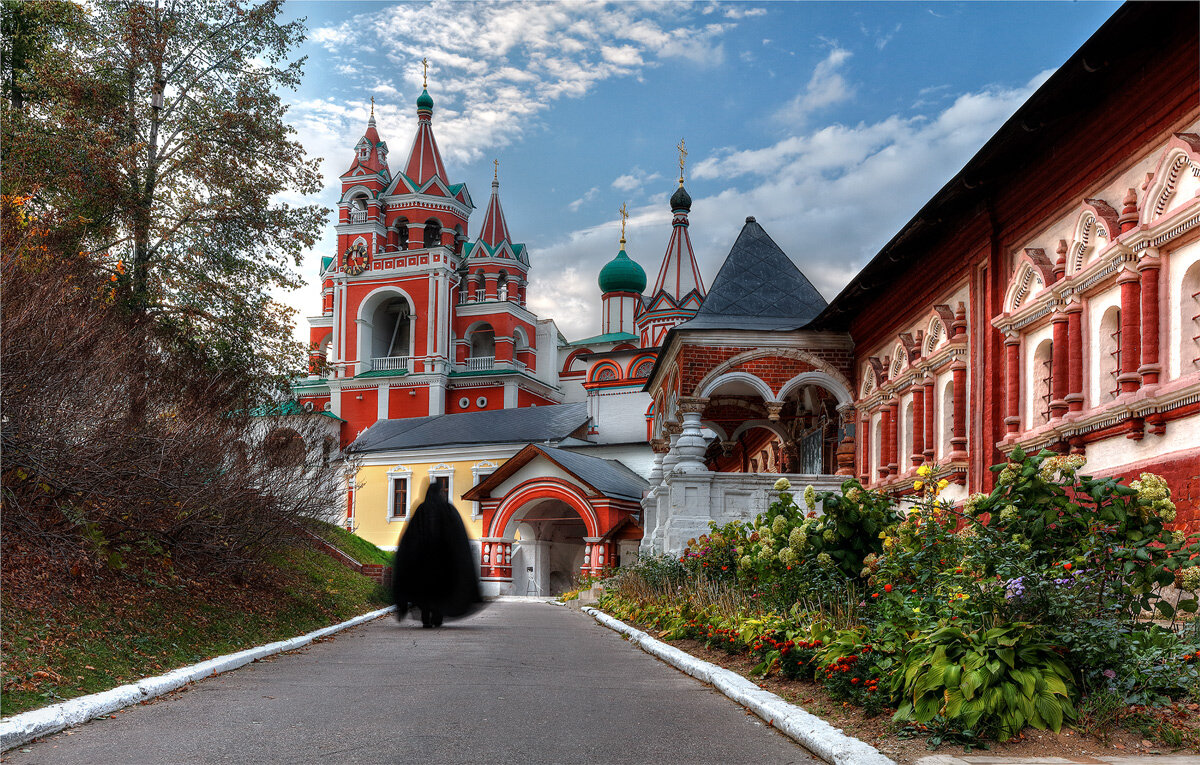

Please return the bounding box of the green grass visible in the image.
[307,519,394,566]
[1,545,392,717]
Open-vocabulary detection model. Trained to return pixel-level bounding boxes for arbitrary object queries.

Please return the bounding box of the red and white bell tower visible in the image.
[297,69,561,445]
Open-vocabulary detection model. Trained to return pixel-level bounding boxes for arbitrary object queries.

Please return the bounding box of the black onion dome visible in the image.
[670,183,692,211]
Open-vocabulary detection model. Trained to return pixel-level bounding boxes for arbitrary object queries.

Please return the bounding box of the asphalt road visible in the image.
[5,600,818,764]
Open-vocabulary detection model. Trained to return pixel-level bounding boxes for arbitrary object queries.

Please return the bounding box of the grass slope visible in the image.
[307,520,393,566]
[1,539,392,717]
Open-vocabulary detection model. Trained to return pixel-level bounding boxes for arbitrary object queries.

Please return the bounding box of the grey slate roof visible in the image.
[347,402,589,453]
[537,446,649,501]
[675,217,827,332]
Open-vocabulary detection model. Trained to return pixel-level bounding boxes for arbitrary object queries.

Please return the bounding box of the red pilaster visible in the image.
[1050,313,1069,418]
[922,379,935,460]
[950,360,967,458]
[1066,304,1084,412]
[878,403,893,479]
[1139,251,1162,386]
[1118,268,1142,393]
[859,414,871,483]
[886,399,899,477]
[1004,336,1020,433]
[911,382,925,466]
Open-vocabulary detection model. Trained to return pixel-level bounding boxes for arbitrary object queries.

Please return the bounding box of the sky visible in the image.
[277,0,1122,343]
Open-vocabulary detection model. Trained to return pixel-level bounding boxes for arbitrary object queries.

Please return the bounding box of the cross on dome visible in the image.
[619,202,629,245]
[677,138,687,186]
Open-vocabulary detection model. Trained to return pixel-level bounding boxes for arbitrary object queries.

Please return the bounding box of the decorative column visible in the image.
[858,415,870,483]
[1004,335,1021,433]
[1050,312,1069,418]
[835,403,856,476]
[883,399,898,478]
[648,439,668,485]
[481,540,494,579]
[582,537,601,576]
[949,359,968,459]
[922,378,935,460]
[1117,267,1142,394]
[1139,249,1162,386]
[407,223,424,250]
[765,402,784,422]
[911,383,925,466]
[1066,302,1084,412]
[673,398,710,473]
[661,424,682,476]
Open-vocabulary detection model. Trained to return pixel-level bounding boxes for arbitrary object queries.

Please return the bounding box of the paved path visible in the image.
[6,601,817,764]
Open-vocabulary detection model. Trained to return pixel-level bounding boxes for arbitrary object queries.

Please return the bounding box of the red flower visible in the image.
[884,584,893,592]
[1063,562,1073,571]
[871,593,880,598]
[851,677,860,685]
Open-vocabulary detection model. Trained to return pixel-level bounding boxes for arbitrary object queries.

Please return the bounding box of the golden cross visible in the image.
[677,138,687,185]
[493,158,499,182]
[619,202,629,243]
[370,96,375,118]
[421,57,429,88]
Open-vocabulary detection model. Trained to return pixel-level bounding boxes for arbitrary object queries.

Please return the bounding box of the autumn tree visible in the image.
[2,0,326,406]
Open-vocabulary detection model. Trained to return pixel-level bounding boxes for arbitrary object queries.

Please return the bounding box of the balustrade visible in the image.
[371,356,409,372]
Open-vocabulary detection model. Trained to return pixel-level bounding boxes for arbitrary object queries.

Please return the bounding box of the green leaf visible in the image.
[1157,600,1176,618]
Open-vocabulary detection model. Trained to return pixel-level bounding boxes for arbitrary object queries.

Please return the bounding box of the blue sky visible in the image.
[277,1,1121,341]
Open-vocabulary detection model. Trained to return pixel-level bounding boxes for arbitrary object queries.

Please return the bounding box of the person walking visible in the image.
[391,482,484,627]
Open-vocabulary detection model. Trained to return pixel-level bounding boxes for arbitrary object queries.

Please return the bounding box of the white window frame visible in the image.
[471,461,498,519]
[387,465,413,521]
[428,463,456,504]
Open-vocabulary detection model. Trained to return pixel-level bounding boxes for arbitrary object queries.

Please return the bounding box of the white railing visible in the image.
[466,355,494,371]
[371,356,410,372]
[514,360,527,373]
[348,209,368,223]
[474,289,486,302]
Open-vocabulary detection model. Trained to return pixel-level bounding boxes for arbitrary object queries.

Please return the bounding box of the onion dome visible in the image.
[670,183,692,211]
[416,88,434,112]
[599,248,646,294]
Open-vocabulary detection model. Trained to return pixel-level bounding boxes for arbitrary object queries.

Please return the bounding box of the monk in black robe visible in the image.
[392,483,484,627]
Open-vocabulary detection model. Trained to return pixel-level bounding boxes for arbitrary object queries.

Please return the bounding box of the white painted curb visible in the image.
[0,605,396,752]
[583,607,896,765]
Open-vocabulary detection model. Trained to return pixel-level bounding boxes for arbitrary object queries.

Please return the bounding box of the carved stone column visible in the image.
[911,382,925,466]
[765,402,784,422]
[950,359,968,459]
[673,397,710,474]
[1066,302,1084,412]
[922,378,935,460]
[648,439,669,485]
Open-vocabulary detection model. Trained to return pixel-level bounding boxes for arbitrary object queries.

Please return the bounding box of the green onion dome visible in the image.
[416,88,434,111]
[598,248,646,294]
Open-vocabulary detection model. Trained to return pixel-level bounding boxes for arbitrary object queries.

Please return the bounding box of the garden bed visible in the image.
[601,450,1200,762]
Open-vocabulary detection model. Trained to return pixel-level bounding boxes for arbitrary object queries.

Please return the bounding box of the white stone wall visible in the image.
[641,472,844,555]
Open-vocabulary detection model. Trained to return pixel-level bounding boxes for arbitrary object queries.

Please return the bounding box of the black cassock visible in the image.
[392,484,484,626]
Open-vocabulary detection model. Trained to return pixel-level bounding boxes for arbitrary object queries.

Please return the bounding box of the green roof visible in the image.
[355,368,408,379]
[249,400,344,422]
[321,256,333,273]
[565,331,638,347]
[416,88,434,111]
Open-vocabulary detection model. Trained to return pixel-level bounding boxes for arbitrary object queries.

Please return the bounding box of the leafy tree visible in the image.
[2,0,326,406]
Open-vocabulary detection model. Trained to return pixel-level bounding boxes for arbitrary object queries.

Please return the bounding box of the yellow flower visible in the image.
[938,479,949,490]
[914,480,924,491]
[918,465,933,478]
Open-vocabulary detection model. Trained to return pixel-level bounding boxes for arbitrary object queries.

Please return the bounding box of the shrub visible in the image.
[892,623,1076,741]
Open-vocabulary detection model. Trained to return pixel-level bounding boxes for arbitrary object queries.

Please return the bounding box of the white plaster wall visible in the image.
[1086,286,1122,408]
[870,411,882,477]
[936,371,953,457]
[1085,411,1200,475]
[900,392,914,468]
[1023,325,1053,429]
[490,460,579,498]
[562,443,655,480]
[535,318,562,391]
[1168,239,1200,380]
[590,389,652,444]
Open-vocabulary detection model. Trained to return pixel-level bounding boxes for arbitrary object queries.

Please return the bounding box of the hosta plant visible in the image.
[893,623,1076,741]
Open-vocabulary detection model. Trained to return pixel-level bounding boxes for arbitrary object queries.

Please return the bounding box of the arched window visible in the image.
[497,270,509,301]
[926,320,943,354]
[394,218,409,251]
[469,324,495,366]
[473,271,486,302]
[1097,307,1121,404]
[370,297,411,368]
[349,193,369,224]
[871,414,882,479]
[595,367,617,382]
[1032,340,1053,426]
[1182,261,1200,375]
[940,381,955,455]
[453,224,464,255]
[631,359,654,378]
[424,218,442,248]
[903,401,914,467]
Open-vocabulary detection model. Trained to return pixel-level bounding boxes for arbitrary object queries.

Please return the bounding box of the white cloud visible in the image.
[776,45,854,123]
[611,167,663,193]
[568,186,601,212]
